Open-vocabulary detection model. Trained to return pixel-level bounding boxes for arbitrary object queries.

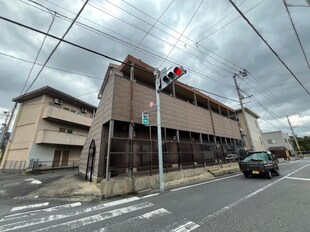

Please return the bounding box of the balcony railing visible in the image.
[36,129,87,146]
[42,104,93,127]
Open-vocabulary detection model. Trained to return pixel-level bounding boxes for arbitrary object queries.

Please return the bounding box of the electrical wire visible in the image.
[283,0,310,70]
[23,0,90,94]
[115,0,243,71]
[159,0,205,67]
[130,0,174,55]
[194,0,248,41]
[197,0,267,43]
[0,52,103,80]
[19,0,237,90]
[228,0,310,96]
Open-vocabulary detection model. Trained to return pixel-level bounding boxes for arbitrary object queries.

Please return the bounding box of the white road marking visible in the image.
[200,164,310,222]
[24,178,42,184]
[32,202,153,232]
[0,196,140,231]
[10,202,49,212]
[159,219,200,232]
[171,221,200,232]
[140,193,160,199]
[171,173,242,191]
[284,176,310,181]
[93,208,171,232]
[1,202,81,222]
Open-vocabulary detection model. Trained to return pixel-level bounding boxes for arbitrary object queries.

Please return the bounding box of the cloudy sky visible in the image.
[0,0,309,136]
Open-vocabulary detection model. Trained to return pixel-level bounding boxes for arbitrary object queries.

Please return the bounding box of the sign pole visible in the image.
[154,68,164,192]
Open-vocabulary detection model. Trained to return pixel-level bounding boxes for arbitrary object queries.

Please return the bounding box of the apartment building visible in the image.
[79,55,242,182]
[236,108,265,151]
[0,86,96,171]
[262,130,296,157]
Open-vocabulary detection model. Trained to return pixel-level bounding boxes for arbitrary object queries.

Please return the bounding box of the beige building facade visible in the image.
[79,55,242,182]
[236,108,265,151]
[0,86,96,171]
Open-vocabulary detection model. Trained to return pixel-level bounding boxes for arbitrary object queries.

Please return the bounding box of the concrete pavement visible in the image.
[14,157,304,200]
[26,162,241,200]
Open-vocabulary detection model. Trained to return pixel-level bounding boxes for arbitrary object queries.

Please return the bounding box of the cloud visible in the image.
[0,0,309,136]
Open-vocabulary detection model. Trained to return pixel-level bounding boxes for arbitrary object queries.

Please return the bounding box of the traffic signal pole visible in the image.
[154,68,164,192]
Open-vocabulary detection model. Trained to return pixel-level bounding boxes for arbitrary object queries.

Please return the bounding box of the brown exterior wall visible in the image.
[79,76,114,176]
[112,76,240,139]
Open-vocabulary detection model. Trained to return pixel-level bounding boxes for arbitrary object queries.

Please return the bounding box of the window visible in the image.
[59,128,66,132]
[267,139,276,144]
[67,129,73,134]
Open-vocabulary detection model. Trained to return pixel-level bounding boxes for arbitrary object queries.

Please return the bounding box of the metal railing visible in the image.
[108,138,238,177]
[31,160,79,173]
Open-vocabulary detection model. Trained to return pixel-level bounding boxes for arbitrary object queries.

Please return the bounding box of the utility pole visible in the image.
[0,110,12,152]
[286,115,303,157]
[233,70,254,151]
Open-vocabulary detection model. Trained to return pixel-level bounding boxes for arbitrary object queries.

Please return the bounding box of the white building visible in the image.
[262,131,296,156]
[236,108,265,151]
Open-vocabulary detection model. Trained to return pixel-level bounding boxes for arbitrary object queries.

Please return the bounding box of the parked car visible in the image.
[238,151,279,179]
[225,153,238,161]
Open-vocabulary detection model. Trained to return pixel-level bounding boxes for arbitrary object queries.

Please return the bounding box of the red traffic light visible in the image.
[173,67,182,76]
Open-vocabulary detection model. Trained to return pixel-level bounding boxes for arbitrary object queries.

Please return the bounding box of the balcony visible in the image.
[42,104,93,127]
[36,130,86,146]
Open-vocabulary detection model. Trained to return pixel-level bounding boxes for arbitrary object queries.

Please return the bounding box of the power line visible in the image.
[159,0,205,67]
[194,0,248,41]
[19,0,237,90]
[228,0,310,96]
[130,0,174,55]
[23,0,90,94]
[283,0,310,70]
[0,52,103,80]
[117,0,243,71]
[197,0,267,43]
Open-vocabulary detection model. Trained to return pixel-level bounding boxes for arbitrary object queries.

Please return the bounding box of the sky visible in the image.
[0,0,309,137]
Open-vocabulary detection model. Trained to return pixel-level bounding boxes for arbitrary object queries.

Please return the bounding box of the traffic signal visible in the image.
[142,111,149,125]
[158,66,186,92]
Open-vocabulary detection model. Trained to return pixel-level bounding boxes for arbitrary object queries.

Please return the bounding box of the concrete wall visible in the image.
[262,131,296,155]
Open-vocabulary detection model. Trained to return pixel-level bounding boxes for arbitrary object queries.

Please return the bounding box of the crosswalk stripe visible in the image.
[171,221,200,232]
[93,208,171,232]
[1,202,81,222]
[159,219,200,232]
[10,202,49,212]
[0,196,140,232]
[32,202,154,232]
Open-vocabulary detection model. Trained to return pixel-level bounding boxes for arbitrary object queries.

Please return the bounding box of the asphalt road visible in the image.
[0,158,310,231]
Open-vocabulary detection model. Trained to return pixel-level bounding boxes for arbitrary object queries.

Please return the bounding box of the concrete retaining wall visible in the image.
[100,164,239,198]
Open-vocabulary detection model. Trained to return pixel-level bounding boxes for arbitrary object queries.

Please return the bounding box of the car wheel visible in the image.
[275,168,280,176]
[266,170,272,179]
[244,173,249,178]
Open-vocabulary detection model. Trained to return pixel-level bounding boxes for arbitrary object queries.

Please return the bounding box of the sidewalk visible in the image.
[26,162,241,201]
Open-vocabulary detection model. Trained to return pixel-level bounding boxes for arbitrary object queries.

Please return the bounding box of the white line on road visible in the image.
[32,202,154,232]
[10,202,49,212]
[140,193,160,199]
[93,208,171,232]
[1,202,81,222]
[171,173,242,192]
[0,196,140,231]
[171,221,200,232]
[200,164,310,223]
[284,176,310,181]
[24,178,42,184]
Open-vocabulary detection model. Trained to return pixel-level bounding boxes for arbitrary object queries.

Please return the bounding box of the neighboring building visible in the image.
[236,108,265,151]
[262,131,296,157]
[79,55,242,182]
[0,86,97,171]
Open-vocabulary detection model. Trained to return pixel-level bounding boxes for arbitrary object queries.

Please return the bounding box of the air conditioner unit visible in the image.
[54,98,63,105]
[81,108,87,113]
